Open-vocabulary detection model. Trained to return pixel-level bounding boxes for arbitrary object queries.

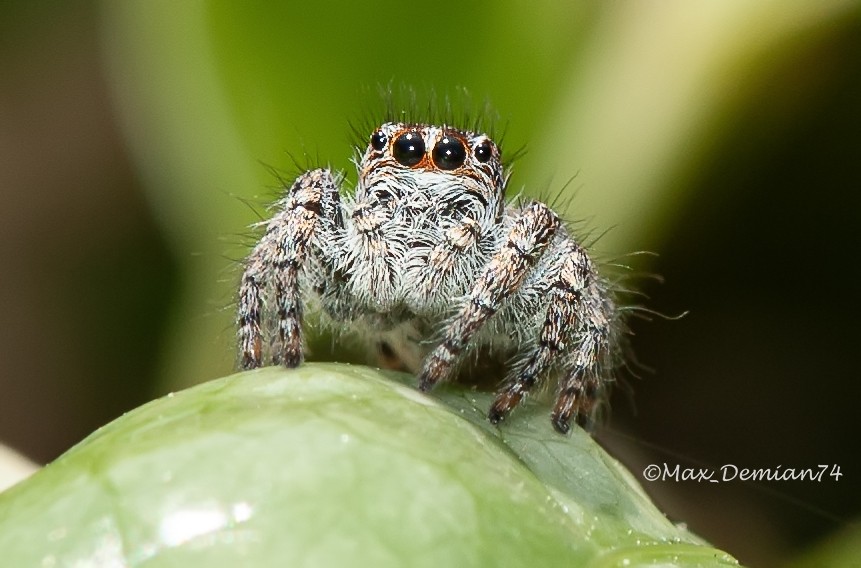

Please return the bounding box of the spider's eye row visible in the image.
[432,135,467,170]
[393,131,425,167]
[474,141,493,163]
[370,130,387,151]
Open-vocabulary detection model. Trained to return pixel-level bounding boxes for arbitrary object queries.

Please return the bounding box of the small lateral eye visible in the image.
[474,141,493,163]
[370,130,387,151]
[432,135,466,170]
[393,131,426,167]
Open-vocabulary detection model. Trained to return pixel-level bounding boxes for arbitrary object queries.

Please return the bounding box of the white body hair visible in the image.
[238,120,628,433]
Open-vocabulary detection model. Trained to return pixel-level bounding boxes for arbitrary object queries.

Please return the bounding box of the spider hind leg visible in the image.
[237,169,342,369]
[488,238,615,434]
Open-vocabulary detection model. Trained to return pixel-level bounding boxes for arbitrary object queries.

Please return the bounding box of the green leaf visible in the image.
[0,364,741,567]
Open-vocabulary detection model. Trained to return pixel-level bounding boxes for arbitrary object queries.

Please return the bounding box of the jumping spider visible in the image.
[238,121,626,434]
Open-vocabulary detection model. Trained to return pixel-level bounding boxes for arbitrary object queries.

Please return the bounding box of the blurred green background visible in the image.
[1,1,859,566]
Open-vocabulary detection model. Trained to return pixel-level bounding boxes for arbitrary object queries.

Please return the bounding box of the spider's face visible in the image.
[356,122,505,206]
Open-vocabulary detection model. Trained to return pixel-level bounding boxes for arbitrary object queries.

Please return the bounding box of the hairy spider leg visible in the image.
[551,295,611,432]
[238,169,342,369]
[417,201,560,391]
[487,239,596,429]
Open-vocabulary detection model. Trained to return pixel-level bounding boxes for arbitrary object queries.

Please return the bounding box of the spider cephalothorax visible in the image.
[238,121,626,434]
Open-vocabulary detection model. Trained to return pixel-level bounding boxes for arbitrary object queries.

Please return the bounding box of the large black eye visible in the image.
[474,141,493,163]
[393,131,425,166]
[432,135,466,170]
[370,130,387,151]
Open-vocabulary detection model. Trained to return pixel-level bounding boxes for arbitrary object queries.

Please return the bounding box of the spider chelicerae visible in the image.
[237,118,630,434]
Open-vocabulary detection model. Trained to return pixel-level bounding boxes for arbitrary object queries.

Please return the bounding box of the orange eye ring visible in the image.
[393,131,425,167]
[432,134,467,170]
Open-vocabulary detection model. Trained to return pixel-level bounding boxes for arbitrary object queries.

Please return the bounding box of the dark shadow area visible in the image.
[603,14,861,567]
[0,0,178,462]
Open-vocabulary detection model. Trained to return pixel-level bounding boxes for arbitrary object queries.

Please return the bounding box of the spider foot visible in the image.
[417,347,454,392]
[487,384,527,425]
[551,414,571,435]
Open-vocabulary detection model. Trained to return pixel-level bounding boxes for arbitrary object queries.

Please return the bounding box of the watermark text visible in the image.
[642,463,842,483]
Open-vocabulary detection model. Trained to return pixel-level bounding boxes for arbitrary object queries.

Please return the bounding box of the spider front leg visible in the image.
[417,202,560,392]
[238,169,341,369]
